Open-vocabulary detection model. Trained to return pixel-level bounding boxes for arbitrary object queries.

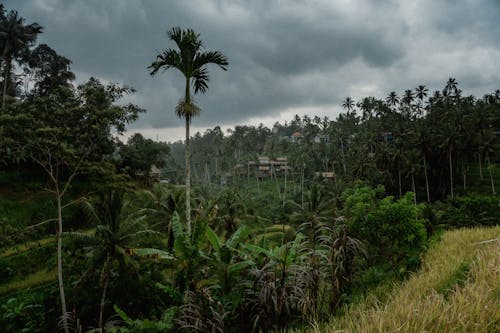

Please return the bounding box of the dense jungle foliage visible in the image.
[0,4,498,333]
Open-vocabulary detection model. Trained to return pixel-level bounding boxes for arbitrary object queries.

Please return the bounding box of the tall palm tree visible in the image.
[385,91,399,111]
[342,96,355,111]
[415,85,428,101]
[445,77,458,95]
[0,10,42,108]
[148,27,228,233]
[415,85,428,116]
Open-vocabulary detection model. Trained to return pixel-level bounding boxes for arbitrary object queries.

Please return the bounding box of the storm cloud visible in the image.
[5,0,500,140]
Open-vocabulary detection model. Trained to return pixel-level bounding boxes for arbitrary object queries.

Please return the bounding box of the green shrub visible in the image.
[341,182,428,271]
[435,194,500,228]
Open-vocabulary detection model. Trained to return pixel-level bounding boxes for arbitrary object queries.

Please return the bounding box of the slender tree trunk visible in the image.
[339,138,347,175]
[283,168,287,208]
[255,171,260,195]
[398,165,402,198]
[423,156,430,203]
[301,163,305,208]
[449,146,454,198]
[205,162,211,189]
[462,161,466,193]
[272,164,281,200]
[478,153,483,180]
[56,191,69,333]
[2,53,11,109]
[215,156,218,177]
[98,257,110,332]
[184,77,192,233]
[411,173,417,206]
[185,116,191,233]
[332,162,337,188]
[487,156,496,195]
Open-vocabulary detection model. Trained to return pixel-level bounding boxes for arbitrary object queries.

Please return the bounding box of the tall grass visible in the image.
[295,226,500,333]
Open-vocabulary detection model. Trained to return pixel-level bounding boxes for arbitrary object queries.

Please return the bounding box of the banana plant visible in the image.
[205,224,254,295]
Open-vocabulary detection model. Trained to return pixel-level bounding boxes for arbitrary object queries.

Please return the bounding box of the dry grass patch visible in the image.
[296,226,500,333]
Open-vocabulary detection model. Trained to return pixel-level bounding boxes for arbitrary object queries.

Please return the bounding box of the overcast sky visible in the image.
[5,0,500,141]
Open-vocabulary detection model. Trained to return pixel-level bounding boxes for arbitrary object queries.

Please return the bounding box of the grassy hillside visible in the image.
[297,226,500,333]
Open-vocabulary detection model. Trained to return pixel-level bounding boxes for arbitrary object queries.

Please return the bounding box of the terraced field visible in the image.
[295,226,500,333]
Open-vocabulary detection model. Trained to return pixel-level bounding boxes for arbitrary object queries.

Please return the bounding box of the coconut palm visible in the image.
[0,10,42,107]
[341,96,355,111]
[385,91,399,111]
[445,77,458,95]
[66,192,164,332]
[415,85,428,116]
[148,27,228,233]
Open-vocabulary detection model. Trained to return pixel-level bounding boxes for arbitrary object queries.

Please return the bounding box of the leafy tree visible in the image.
[28,43,75,95]
[0,9,42,107]
[149,27,228,233]
[118,133,170,178]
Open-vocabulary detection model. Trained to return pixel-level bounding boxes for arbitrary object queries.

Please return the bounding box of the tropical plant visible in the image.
[65,191,166,331]
[0,9,42,107]
[149,27,228,233]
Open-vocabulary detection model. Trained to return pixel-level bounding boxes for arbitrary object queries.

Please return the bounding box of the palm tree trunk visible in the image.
[423,156,430,203]
[301,163,305,208]
[185,116,191,233]
[255,171,260,195]
[339,137,347,175]
[411,173,417,206]
[56,192,69,333]
[184,78,191,233]
[98,258,110,332]
[462,161,466,193]
[487,156,496,195]
[449,146,454,198]
[205,162,211,189]
[283,168,287,208]
[2,53,11,109]
[332,162,337,187]
[398,165,402,198]
[272,164,281,200]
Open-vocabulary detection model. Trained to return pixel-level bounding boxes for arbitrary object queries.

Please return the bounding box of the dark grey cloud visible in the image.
[4,0,500,136]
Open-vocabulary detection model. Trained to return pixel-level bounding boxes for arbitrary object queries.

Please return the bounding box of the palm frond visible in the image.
[192,67,209,94]
[194,50,228,70]
[148,49,181,75]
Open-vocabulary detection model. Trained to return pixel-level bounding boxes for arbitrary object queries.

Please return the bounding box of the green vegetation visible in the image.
[0,4,498,332]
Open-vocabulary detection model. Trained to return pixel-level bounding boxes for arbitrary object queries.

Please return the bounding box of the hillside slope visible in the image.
[302,226,500,333]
